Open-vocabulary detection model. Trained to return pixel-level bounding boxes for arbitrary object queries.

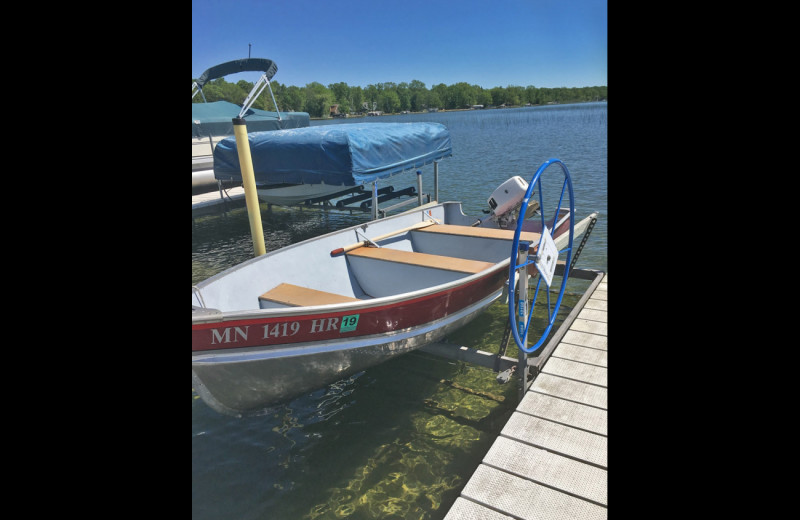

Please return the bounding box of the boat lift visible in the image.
[199,166,442,220]
[299,167,440,219]
[421,261,602,400]
[421,159,601,399]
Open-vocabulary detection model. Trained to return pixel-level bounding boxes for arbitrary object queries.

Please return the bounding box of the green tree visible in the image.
[364,84,379,111]
[409,80,427,112]
[328,82,353,114]
[506,85,525,106]
[379,90,401,113]
[193,75,607,115]
[328,82,350,104]
[396,82,410,112]
[283,85,305,112]
[525,85,539,105]
[450,82,477,108]
[303,82,334,118]
[350,86,363,113]
[476,87,492,106]
[195,78,249,104]
[489,86,506,106]
[431,84,448,109]
[538,88,553,104]
[427,91,442,110]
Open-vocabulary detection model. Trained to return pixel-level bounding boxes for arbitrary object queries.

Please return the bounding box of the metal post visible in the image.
[372,182,378,220]
[232,117,266,256]
[433,161,439,202]
[516,242,529,399]
[416,170,423,206]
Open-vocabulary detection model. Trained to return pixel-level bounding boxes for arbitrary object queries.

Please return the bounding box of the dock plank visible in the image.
[444,497,515,520]
[458,465,607,520]
[570,318,608,336]
[590,289,607,300]
[501,413,607,467]
[542,357,607,386]
[550,343,608,367]
[561,329,608,350]
[576,307,608,323]
[530,373,607,409]
[517,392,607,435]
[583,299,607,311]
[483,436,607,505]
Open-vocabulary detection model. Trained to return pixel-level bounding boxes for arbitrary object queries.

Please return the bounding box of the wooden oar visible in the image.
[330,219,437,256]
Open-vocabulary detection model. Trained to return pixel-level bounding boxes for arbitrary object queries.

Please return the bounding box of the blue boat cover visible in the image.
[192,101,310,139]
[213,122,452,186]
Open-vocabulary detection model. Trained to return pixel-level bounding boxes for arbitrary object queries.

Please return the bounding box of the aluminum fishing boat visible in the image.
[192,122,595,416]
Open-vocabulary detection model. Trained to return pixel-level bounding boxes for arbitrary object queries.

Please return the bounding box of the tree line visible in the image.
[192,77,607,118]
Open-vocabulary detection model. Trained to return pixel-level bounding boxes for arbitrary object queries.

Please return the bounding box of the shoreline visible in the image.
[310,100,606,120]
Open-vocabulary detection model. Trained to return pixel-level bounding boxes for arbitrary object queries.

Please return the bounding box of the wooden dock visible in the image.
[444,272,608,520]
[192,187,246,216]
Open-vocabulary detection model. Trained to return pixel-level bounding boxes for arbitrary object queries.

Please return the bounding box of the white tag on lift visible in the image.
[535,226,559,287]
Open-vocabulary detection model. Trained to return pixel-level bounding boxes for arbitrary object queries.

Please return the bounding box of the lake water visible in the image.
[192,102,607,520]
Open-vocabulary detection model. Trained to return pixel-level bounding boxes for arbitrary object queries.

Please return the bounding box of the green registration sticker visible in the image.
[340,314,360,332]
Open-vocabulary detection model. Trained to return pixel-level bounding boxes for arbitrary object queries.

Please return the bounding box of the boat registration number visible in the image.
[340,314,360,332]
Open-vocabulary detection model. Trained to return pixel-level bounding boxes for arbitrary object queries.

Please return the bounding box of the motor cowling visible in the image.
[487,176,529,228]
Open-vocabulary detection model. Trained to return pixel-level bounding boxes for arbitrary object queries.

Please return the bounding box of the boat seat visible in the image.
[415,223,541,243]
[346,246,494,274]
[259,283,362,308]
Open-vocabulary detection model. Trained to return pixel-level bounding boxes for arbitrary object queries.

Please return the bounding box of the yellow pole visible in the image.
[232,117,266,256]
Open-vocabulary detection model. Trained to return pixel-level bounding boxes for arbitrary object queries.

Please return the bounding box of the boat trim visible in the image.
[192,289,503,365]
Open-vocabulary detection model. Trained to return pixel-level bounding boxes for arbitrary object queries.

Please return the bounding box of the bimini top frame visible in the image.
[192,58,282,120]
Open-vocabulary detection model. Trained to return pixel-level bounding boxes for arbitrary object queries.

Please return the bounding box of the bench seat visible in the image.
[346,246,494,274]
[415,223,541,243]
[259,283,362,308]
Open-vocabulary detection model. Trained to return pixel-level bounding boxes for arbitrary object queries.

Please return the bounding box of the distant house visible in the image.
[330,104,340,116]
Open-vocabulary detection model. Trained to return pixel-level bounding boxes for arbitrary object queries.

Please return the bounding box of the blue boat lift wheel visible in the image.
[508,158,575,353]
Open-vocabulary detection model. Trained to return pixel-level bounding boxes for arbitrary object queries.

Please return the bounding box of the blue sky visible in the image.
[192,0,607,90]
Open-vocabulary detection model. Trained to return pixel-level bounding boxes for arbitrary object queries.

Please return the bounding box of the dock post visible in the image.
[232,117,266,256]
[371,182,378,220]
[515,242,530,399]
[416,170,423,206]
[434,161,439,202]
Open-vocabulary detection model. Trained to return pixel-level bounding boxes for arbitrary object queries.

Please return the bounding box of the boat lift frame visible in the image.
[194,149,443,221]
[300,163,441,219]
[197,162,444,219]
[420,267,605,400]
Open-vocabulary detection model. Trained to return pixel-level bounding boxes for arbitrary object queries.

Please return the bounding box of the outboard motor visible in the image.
[487,176,534,229]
